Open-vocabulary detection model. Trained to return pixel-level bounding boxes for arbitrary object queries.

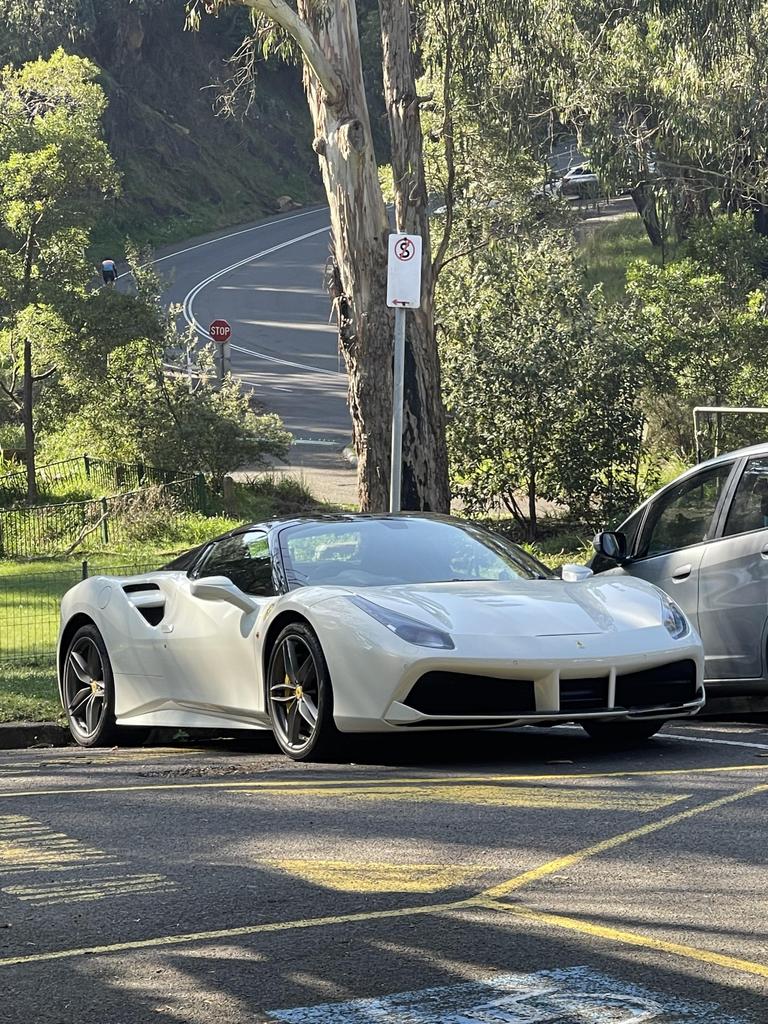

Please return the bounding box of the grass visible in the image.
[580,213,674,300]
[0,663,61,724]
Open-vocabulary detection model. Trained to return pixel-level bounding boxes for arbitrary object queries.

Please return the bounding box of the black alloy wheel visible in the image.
[267,622,339,761]
[63,625,119,747]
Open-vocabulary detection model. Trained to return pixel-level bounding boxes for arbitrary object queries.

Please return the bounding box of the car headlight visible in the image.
[349,595,454,649]
[661,596,690,639]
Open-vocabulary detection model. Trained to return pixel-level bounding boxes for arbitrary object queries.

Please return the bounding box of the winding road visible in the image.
[152,206,351,448]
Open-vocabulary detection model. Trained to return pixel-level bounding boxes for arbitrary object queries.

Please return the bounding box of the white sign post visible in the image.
[386,233,422,513]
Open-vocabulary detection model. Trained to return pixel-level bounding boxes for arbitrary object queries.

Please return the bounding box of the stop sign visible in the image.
[208,319,232,344]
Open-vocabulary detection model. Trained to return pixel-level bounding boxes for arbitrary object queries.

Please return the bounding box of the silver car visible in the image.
[592,444,768,704]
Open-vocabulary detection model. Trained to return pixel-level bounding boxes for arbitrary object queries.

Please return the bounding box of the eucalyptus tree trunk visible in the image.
[214,0,450,513]
[379,0,450,511]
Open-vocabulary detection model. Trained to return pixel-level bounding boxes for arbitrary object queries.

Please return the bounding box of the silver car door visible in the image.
[698,455,768,681]
[159,531,275,723]
[620,461,735,641]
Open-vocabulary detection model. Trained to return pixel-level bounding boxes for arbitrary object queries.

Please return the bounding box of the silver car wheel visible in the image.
[268,634,321,753]
[64,636,108,740]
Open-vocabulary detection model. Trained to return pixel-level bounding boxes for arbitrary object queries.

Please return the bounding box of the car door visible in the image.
[697,455,768,681]
[159,530,276,723]
[617,461,736,641]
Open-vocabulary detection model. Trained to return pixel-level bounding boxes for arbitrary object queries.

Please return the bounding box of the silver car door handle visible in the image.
[761,544,768,559]
[671,564,692,581]
[160,623,174,633]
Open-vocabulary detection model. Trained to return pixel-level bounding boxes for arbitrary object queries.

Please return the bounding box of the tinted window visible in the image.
[279,518,551,589]
[638,464,733,558]
[724,456,768,537]
[194,531,274,596]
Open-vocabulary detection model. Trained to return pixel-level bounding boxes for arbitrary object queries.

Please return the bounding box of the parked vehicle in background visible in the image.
[557,164,600,198]
[58,514,704,761]
[592,444,768,704]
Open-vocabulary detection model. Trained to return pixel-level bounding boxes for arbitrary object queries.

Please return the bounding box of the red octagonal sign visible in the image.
[208,319,232,344]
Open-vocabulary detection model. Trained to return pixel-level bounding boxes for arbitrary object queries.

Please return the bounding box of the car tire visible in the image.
[581,719,664,745]
[266,621,341,762]
[62,624,149,748]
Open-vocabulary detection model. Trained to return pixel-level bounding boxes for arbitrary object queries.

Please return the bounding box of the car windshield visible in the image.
[279,517,552,589]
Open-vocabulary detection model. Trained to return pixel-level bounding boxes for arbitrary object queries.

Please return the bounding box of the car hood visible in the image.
[341,577,666,638]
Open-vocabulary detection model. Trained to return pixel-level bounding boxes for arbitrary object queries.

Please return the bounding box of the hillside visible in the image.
[0,1,322,252]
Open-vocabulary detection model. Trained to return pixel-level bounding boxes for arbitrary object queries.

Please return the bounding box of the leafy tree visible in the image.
[627,214,768,455]
[41,310,291,486]
[0,49,117,500]
[440,216,646,537]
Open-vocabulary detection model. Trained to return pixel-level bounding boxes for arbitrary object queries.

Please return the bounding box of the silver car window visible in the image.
[637,463,733,558]
[723,456,768,537]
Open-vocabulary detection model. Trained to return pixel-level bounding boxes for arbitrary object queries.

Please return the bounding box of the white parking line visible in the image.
[665,733,768,751]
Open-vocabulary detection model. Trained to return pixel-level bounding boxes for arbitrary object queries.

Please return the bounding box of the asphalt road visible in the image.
[153,208,350,447]
[2,719,768,1022]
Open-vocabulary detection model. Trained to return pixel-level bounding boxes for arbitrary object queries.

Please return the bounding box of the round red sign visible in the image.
[208,319,232,344]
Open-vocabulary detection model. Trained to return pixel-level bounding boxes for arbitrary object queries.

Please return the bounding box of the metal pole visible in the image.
[222,340,232,378]
[389,306,406,513]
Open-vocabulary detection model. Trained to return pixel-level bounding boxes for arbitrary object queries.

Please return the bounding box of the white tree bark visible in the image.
[209,0,450,511]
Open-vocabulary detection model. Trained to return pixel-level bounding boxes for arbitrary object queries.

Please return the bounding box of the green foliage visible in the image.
[627,214,768,453]
[440,221,647,535]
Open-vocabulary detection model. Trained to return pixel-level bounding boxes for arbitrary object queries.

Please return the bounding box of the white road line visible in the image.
[665,732,768,751]
[181,225,345,380]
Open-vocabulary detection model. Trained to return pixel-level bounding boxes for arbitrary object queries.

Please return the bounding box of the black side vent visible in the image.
[138,605,165,627]
[123,583,160,594]
[405,672,537,716]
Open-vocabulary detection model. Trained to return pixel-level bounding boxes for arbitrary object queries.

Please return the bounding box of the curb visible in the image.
[0,722,70,750]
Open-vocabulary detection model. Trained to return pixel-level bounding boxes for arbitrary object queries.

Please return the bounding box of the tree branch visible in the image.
[0,378,22,410]
[433,0,456,277]
[233,0,343,104]
[31,365,56,383]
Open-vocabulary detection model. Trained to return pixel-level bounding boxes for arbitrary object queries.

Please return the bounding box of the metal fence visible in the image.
[0,560,168,664]
[0,455,179,507]
[0,475,210,559]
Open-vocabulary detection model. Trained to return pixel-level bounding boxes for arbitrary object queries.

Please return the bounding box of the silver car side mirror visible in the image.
[561,564,594,582]
[190,575,258,614]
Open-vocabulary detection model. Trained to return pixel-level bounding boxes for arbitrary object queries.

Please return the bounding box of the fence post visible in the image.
[195,474,207,512]
[137,462,146,486]
[0,518,4,559]
[81,559,89,580]
[100,497,109,544]
[84,454,91,479]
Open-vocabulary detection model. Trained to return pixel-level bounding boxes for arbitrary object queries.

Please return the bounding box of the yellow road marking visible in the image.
[0,899,464,968]
[264,860,481,893]
[3,873,175,906]
[0,780,765,970]
[0,814,114,873]
[0,761,766,802]
[255,784,688,811]
[479,900,768,980]
[481,782,768,899]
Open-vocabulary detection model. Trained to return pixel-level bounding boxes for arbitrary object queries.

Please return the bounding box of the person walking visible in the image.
[101,257,119,286]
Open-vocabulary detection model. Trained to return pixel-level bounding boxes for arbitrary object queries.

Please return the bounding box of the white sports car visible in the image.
[58,514,705,760]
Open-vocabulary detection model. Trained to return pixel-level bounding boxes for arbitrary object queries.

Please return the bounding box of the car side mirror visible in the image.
[592,531,628,563]
[561,564,594,582]
[190,575,258,614]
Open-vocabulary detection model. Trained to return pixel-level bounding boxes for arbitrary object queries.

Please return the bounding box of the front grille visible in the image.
[404,672,536,716]
[615,660,698,709]
[560,677,609,711]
